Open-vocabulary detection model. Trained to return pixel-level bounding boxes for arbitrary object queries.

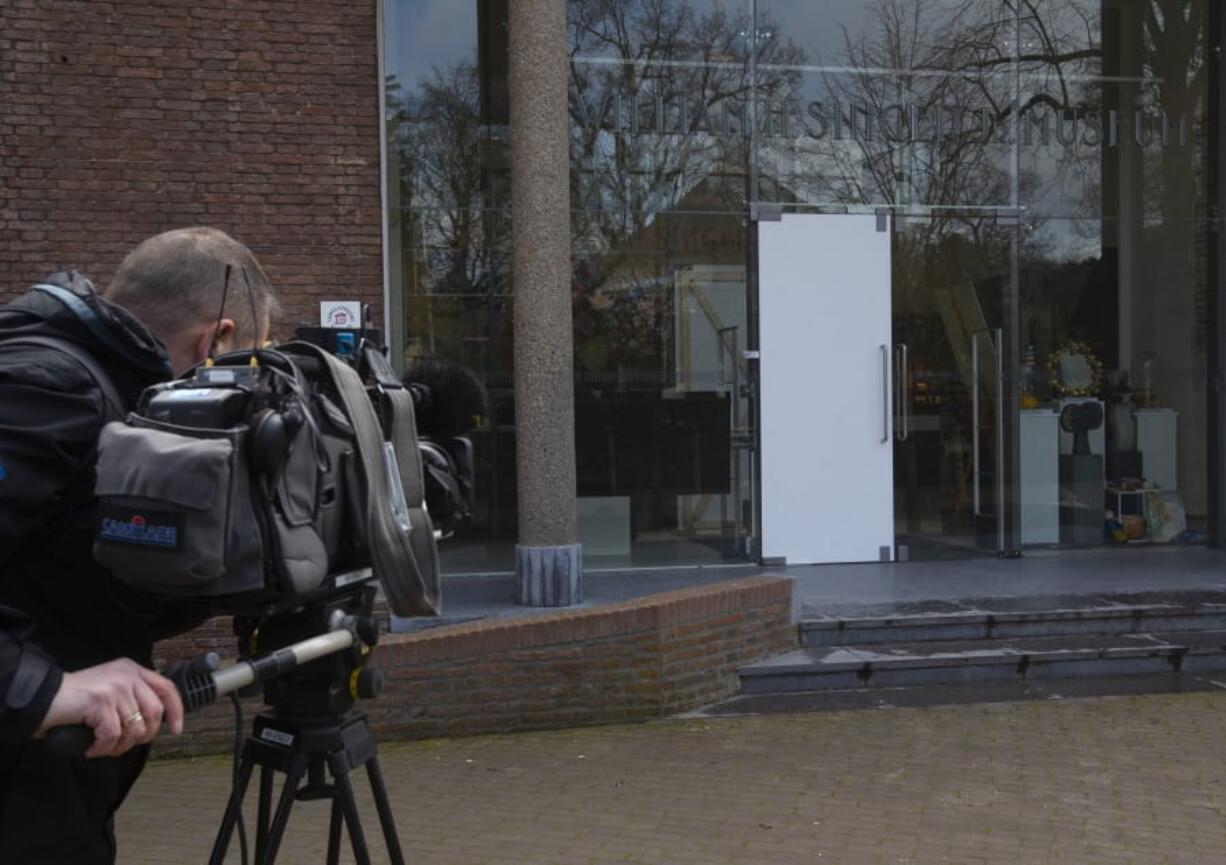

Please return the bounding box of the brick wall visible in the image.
[0,0,384,329]
[153,577,796,756]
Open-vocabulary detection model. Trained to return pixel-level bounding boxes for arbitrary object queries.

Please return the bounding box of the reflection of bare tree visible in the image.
[1015,0,1207,231]
[805,0,1022,210]
[387,65,508,302]
[567,0,805,384]
[1137,0,1209,517]
[796,0,1032,344]
[386,61,513,376]
[568,0,802,251]
[788,0,1201,221]
[1142,0,1206,222]
[795,0,1204,282]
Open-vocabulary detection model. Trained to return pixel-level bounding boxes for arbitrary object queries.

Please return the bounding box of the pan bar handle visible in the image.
[880,344,890,443]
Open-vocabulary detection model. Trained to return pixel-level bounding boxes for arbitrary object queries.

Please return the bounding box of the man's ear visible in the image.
[196,319,236,363]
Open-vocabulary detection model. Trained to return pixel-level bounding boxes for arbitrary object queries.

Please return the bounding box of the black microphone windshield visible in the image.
[405,358,487,438]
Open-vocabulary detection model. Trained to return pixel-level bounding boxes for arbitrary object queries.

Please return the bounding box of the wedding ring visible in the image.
[123,710,145,727]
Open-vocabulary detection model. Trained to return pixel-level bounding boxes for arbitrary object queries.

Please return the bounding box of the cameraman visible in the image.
[0,227,279,863]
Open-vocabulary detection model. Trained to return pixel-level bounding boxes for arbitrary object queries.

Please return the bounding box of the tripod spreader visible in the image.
[45,609,375,758]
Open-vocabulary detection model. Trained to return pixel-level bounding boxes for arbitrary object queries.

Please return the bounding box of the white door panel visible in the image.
[759,213,894,564]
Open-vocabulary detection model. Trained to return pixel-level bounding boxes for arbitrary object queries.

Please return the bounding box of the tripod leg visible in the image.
[255,766,274,864]
[331,762,373,865]
[257,754,307,865]
[208,757,257,865]
[326,798,344,865]
[366,756,407,865]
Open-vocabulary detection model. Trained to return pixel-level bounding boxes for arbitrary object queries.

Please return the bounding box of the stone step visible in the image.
[740,630,1226,694]
[690,671,1226,718]
[801,602,1226,647]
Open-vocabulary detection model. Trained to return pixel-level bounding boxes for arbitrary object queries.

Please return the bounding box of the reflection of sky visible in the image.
[384,0,476,86]
[759,0,875,65]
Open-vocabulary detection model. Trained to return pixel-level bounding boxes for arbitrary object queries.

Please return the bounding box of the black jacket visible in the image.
[0,272,173,743]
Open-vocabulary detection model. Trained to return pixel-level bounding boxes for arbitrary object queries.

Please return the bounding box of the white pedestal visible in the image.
[1020,409,1060,544]
[1055,397,1105,455]
[577,496,631,557]
[1136,408,1178,491]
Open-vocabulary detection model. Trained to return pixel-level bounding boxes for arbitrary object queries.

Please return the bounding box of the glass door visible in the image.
[742,0,1028,562]
[892,216,1018,561]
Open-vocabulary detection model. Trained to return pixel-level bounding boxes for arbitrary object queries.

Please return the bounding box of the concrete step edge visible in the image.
[689,673,1226,719]
[742,634,1226,677]
[800,604,1226,631]
[736,652,1226,695]
[742,645,1188,676]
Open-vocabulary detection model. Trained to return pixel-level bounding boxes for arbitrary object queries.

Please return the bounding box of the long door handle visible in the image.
[970,327,1006,551]
[901,343,910,441]
[894,343,910,442]
[994,327,1005,553]
[972,334,981,517]
[881,344,890,443]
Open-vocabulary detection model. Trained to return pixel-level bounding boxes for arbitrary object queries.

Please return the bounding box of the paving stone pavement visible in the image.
[117,692,1226,864]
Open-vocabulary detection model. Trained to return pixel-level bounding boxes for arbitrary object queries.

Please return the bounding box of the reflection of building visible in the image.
[673,265,751,543]
[6,1,1224,583]
[384,0,1226,578]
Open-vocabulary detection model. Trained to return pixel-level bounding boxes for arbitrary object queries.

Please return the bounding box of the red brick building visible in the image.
[0,0,383,330]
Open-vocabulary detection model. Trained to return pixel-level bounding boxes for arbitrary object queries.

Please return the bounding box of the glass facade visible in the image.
[384,0,1218,573]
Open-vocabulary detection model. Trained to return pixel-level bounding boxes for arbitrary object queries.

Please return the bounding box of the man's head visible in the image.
[104,227,280,376]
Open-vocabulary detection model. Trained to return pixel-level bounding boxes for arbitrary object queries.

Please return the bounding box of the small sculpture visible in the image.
[1060,401,1104,456]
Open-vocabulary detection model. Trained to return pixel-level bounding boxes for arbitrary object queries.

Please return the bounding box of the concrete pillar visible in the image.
[508,0,582,605]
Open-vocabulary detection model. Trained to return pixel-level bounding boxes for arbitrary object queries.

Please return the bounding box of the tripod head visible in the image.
[234,582,384,721]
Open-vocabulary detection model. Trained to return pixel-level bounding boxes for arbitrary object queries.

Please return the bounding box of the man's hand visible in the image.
[36,658,184,758]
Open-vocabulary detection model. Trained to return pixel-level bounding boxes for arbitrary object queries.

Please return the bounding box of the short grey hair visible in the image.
[105,227,281,345]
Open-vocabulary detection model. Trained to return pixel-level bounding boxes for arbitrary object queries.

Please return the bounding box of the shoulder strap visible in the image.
[1,335,125,422]
[29,282,135,362]
[290,342,441,616]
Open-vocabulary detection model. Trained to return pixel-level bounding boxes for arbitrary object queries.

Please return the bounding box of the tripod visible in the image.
[209,709,405,865]
[199,584,406,865]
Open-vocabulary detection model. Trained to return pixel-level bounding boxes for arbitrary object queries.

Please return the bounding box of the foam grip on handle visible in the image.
[45,724,94,757]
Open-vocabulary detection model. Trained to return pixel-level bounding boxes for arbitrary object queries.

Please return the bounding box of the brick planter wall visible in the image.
[153,576,795,757]
[0,0,383,326]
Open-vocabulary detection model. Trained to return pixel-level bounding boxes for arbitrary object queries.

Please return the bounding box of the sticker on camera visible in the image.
[260,727,295,747]
[98,506,184,552]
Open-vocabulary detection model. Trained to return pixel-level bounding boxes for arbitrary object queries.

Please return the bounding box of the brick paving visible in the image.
[118,692,1226,864]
